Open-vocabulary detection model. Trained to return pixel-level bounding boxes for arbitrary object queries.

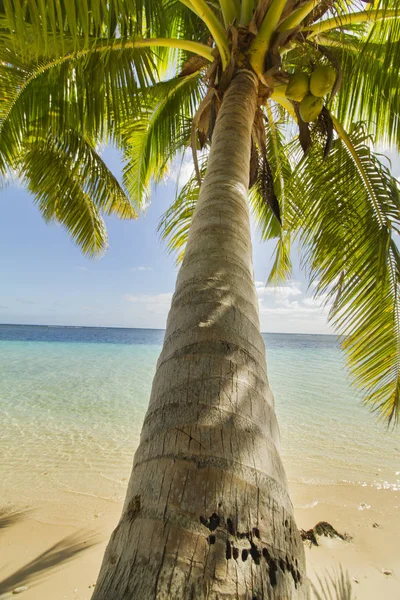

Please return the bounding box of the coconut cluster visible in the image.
[285,66,336,123]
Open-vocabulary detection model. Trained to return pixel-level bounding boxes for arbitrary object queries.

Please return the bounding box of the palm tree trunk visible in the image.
[92,69,308,600]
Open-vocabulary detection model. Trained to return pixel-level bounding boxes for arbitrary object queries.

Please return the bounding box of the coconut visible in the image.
[310,65,336,97]
[285,72,310,102]
[299,94,324,122]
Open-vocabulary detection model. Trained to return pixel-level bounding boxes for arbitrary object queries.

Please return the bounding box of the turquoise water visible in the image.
[1,325,399,520]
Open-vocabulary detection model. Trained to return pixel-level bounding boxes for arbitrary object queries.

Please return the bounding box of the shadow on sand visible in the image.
[0,508,31,531]
[0,507,99,596]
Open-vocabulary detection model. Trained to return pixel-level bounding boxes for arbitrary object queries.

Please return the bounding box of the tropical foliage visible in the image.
[0,0,399,423]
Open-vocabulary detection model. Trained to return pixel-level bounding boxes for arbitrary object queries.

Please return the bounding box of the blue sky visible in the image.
[1,146,398,334]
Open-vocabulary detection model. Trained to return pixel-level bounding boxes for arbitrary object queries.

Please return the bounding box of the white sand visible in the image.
[0,482,399,599]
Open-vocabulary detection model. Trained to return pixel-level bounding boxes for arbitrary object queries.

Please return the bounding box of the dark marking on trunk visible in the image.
[279,558,285,572]
[268,558,278,587]
[252,527,260,539]
[270,558,278,572]
[226,541,232,560]
[269,567,277,587]
[208,535,216,544]
[209,513,220,531]
[227,518,235,535]
[232,546,239,560]
[200,513,220,531]
[238,530,249,539]
[250,542,261,565]
[241,549,248,561]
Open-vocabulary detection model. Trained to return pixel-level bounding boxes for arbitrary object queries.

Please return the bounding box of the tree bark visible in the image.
[92,69,308,599]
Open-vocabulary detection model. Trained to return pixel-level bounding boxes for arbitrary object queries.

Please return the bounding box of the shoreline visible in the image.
[1,327,399,597]
[1,482,399,600]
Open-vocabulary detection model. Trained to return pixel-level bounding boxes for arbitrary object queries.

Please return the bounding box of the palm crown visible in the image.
[0,0,399,423]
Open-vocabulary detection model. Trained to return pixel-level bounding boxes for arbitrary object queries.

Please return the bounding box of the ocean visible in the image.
[1,324,399,522]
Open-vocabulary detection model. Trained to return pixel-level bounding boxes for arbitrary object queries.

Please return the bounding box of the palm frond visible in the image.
[122,74,203,209]
[280,1,400,149]
[158,163,202,264]
[250,105,287,242]
[250,105,301,283]
[0,44,156,176]
[293,122,400,424]
[18,132,137,255]
[323,17,400,149]
[0,0,170,56]
[158,151,210,264]
[267,232,293,285]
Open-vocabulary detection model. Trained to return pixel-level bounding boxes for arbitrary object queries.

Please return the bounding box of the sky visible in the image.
[0,146,398,334]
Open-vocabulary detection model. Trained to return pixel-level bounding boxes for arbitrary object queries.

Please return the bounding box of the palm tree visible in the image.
[1,1,399,597]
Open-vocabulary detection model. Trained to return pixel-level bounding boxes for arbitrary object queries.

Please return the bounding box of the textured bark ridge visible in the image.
[92,70,308,599]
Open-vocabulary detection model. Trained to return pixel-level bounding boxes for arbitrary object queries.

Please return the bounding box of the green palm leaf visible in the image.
[293,122,400,424]
[122,74,203,209]
[158,160,203,264]
[0,0,164,54]
[19,132,137,255]
[0,43,156,175]
[322,21,400,149]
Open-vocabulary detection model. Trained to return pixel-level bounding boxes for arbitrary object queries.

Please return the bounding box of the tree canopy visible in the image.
[0,0,400,423]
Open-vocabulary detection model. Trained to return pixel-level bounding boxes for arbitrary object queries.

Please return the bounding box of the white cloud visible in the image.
[258,303,333,334]
[302,297,319,307]
[302,294,331,308]
[255,281,302,308]
[259,304,324,317]
[253,279,334,334]
[258,285,302,297]
[167,153,197,189]
[130,266,153,272]
[124,293,173,316]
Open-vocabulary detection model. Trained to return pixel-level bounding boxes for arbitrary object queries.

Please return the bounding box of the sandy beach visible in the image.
[1,327,399,598]
[1,482,399,600]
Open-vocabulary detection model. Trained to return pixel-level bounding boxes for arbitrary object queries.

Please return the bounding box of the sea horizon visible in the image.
[0,322,338,336]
